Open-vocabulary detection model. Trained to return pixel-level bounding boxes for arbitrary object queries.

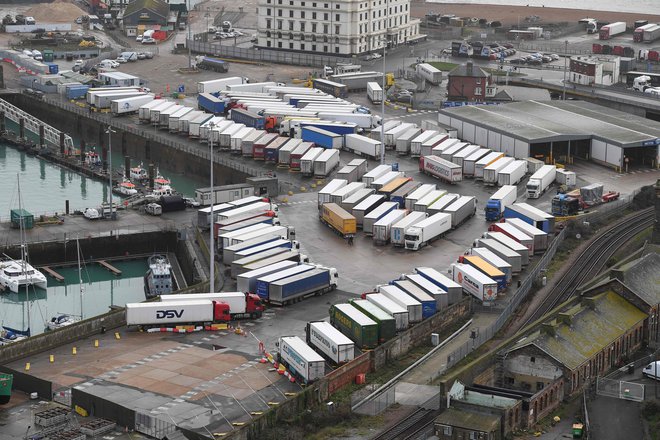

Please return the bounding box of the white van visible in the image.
[643,361,660,380]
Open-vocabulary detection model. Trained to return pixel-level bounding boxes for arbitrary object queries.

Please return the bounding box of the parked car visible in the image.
[115,56,128,63]
[541,55,553,63]
[184,197,201,208]
[137,52,147,60]
[528,58,543,66]
[142,37,156,44]
[550,53,559,61]
[509,58,526,65]
[136,35,143,42]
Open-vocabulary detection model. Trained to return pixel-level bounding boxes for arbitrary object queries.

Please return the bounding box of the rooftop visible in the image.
[440,100,660,147]
[434,408,500,432]
[123,0,169,19]
[492,86,551,102]
[506,291,647,370]
[614,252,660,306]
[448,62,489,78]
[460,388,519,409]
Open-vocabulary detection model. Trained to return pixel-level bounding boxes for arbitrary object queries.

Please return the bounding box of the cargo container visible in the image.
[111,94,154,116]
[347,158,368,179]
[330,182,367,205]
[442,196,477,228]
[373,209,407,245]
[341,188,375,212]
[336,165,358,183]
[215,202,273,230]
[488,222,534,254]
[349,299,396,342]
[371,171,404,191]
[439,142,469,162]
[404,184,436,211]
[352,194,385,228]
[198,93,226,114]
[462,148,491,177]
[306,321,355,365]
[404,212,452,251]
[206,120,234,144]
[458,255,507,292]
[215,215,277,240]
[413,189,446,212]
[474,152,505,180]
[365,293,409,331]
[198,76,244,94]
[66,85,90,100]
[416,63,442,85]
[278,336,325,384]
[290,142,314,170]
[504,203,554,234]
[414,267,463,305]
[217,221,277,246]
[196,58,230,73]
[504,218,548,253]
[395,127,423,156]
[265,137,291,162]
[255,264,315,298]
[362,164,392,186]
[374,120,402,141]
[403,274,449,310]
[451,263,497,302]
[320,203,357,237]
[198,117,227,141]
[474,239,522,274]
[300,147,325,176]
[420,155,462,184]
[313,149,340,177]
[378,285,423,323]
[390,181,421,208]
[250,132,277,159]
[469,248,513,284]
[367,81,383,103]
[230,107,269,130]
[410,130,438,157]
[268,267,338,305]
[420,134,449,158]
[427,194,459,216]
[485,185,518,221]
[483,157,515,185]
[363,201,398,235]
[386,211,424,246]
[223,226,292,254]
[526,165,556,198]
[344,134,382,159]
[318,179,349,207]
[178,110,205,134]
[329,303,379,349]
[302,126,343,150]
[277,138,302,167]
[378,177,411,198]
[392,280,437,319]
[236,260,298,292]
[429,137,458,157]
[484,232,529,266]
[218,123,246,149]
[450,145,480,168]
[384,123,417,148]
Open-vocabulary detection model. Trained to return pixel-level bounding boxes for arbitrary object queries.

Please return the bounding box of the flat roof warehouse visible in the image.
[439,101,660,169]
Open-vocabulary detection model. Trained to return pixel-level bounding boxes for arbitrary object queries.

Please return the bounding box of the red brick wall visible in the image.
[326,352,372,395]
[447,77,489,101]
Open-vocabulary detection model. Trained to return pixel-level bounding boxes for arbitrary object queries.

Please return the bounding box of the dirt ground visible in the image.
[23,0,88,23]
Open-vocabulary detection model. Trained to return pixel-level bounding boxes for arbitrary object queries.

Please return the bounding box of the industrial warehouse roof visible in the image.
[506,291,647,371]
[440,100,660,147]
[613,253,660,307]
[123,0,169,19]
[434,408,500,433]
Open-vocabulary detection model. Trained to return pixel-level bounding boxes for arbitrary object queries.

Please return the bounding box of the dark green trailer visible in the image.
[350,299,397,343]
[10,209,33,229]
[329,303,378,349]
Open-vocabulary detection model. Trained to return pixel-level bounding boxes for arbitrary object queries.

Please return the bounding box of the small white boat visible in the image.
[130,165,148,181]
[84,150,101,167]
[144,254,173,298]
[0,259,47,293]
[114,180,138,196]
[0,326,29,344]
[46,314,82,331]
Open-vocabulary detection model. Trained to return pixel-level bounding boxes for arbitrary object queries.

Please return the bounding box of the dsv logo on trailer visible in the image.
[156,309,184,319]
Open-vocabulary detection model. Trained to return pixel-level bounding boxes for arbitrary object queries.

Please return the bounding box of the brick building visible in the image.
[446,61,494,102]
[569,55,620,86]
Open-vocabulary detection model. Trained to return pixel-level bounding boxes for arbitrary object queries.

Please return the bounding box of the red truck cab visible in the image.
[213,301,231,322]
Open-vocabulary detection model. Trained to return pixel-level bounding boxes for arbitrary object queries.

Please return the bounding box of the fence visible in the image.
[596,377,645,402]
[351,384,396,416]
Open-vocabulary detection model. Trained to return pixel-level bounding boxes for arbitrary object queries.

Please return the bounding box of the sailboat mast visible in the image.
[17,174,30,335]
[77,238,83,319]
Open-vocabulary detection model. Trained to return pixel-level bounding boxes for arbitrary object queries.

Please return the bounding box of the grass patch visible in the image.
[428,61,459,71]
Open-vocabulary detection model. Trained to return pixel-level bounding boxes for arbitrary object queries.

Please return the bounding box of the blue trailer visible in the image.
[197,57,229,73]
[231,108,265,130]
[392,279,437,319]
[414,266,463,305]
[301,126,343,149]
[66,85,89,100]
[255,264,315,299]
[46,63,58,74]
[503,203,554,233]
[299,121,357,136]
[389,181,421,208]
[268,267,338,305]
[198,93,226,114]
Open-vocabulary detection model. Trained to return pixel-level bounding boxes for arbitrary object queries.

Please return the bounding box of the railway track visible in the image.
[372,408,439,440]
[520,207,654,328]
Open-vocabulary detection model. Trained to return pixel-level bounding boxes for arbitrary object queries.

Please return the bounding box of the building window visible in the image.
[266,19,271,28]
[536,382,544,391]
[335,47,339,53]
[290,42,294,49]
[277,21,282,29]
[312,35,316,41]
[301,43,305,50]
[312,23,317,32]
[278,41,282,48]
[442,426,452,435]
[266,8,271,15]
[289,10,293,17]
[300,22,305,31]
[335,24,340,34]
[301,1,305,5]
[530,357,536,363]
[267,40,271,47]
[278,0,282,3]
[266,30,271,37]
[278,9,282,16]
[289,21,294,30]
[312,12,317,19]
[476,78,482,84]
[324,3,328,7]
[324,13,328,20]
[469,432,477,440]
[335,37,339,44]
[324,45,328,52]
[289,0,293,4]
[277,31,282,38]
[289,32,293,39]
[312,44,317,51]
[323,24,328,33]
[301,11,305,18]
[335,13,340,21]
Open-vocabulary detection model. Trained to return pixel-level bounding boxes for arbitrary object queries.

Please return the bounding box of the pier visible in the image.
[98,260,122,276]
[40,266,65,282]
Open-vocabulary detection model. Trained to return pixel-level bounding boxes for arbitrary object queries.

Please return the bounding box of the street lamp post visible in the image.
[562,40,568,100]
[105,126,116,219]
[380,38,386,165]
[208,121,216,291]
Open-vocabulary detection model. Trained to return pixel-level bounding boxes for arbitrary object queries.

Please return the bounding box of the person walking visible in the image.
[347,235,354,246]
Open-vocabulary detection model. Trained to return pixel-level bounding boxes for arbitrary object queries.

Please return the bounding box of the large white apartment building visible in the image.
[256,0,421,56]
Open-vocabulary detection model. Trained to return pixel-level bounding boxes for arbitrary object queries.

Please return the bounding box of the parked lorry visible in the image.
[485,185,518,221]
[384,123,416,148]
[390,181,421,208]
[404,184,436,211]
[290,142,314,170]
[414,266,463,305]
[526,165,556,198]
[364,293,409,331]
[320,203,357,238]
[451,263,497,302]
[318,179,348,207]
[484,232,529,266]
[349,299,396,343]
[344,158,368,181]
[599,21,626,39]
[404,212,452,251]
[231,247,294,278]
[395,127,423,156]
[489,222,534,254]
[300,147,325,176]
[416,63,442,85]
[312,78,348,98]
[352,194,385,228]
[391,211,427,247]
[317,113,381,130]
[403,274,448,310]
[178,110,206,134]
[504,203,554,233]
[363,201,398,235]
[230,127,256,153]
[497,160,527,187]
[306,321,355,365]
[126,300,225,327]
[451,145,480,167]
[276,138,301,166]
[330,182,367,205]
[236,260,298,293]
[378,177,411,199]
[231,107,274,130]
[224,238,294,265]
[341,188,375,212]
[198,93,226,114]
[410,131,438,157]
[197,76,244,94]
[367,81,383,104]
[264,137,290,161]
[421,134,450,157]
[267,267,339,305]
[474,152,505,180]
[191,115,222,139]
[362,164,392,186]
[240,130,266,157]
[329,303,379,349]
[504,218,548,253]
[378,285,423,323]
[162,292,264,319]
[468,247,513,284]
[373,209,407,245]
[344,134,382,159]
[391,280,436,319]
[302,126,343,149]
[255,264,316,298]
[475,238,523,274]
[439,142,469,162]
[196,57,230,73]
[463,148,491,177]
[458,255,507,292]
[483,157,514,186]
[313,149,341,177]
[427,194,459,216]
[442,196,476,228]
[413,189,446,212]
[111,94,154,116]
[419,155,462,184]
[278,336,325,384]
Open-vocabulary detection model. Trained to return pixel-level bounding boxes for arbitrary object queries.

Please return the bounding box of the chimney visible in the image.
[466,61,473,75]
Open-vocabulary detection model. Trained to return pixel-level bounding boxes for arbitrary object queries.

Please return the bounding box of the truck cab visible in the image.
[485,199,503,221]
[633,75,652,92]
[404,227,423,251]
[245,293,265,317]
[526,179,541,198]
[643,361,660,380]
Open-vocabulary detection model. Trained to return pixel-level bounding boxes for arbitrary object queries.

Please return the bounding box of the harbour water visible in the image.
[0,259,149,336]
[432,0,656,14]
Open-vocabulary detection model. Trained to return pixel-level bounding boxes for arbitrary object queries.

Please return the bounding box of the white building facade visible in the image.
[569,55,620,86]
[256,0,421,56]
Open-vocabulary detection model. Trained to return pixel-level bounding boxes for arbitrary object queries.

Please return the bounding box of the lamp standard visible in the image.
[208,121,216,290]
[105,126,116,219]
[562,40,568,100]
[379,37,387,165]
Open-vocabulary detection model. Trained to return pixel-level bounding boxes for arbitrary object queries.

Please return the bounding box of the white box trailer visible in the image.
[178,110,205,134]
[462,148,491,177]
[278,336,325,384]
[330,182,367,205]
[226,81,277,93]
[526,165,556,198]
[224,237,291,265]
[365,293,409,330]
[391,211,427,246]
[206,120,236,144]
[96,91,146,109]
[277,138,301,166]
[218,222,273,247]
[371,171,404,191]
[167,106,195,132]
[474,152,505,180]
[413,189,446,212]
[384,123,416,148]
[307,321,355,365]
[373,120,402,141]
[318,179,349,207]
[188,113,215,138]
[139,99,169,123]
[410,130,438,157]
[231,247,294,278]
[484,232,529,266]
[111,94,154,115]
[363,201,398,235]
[379,285,423,323]
[216,201,273,228]
[416,63,442,85]
[442,196,476,228]
[196,116,226,140]
[470,247,513,283]
[420,155,462,184]
[353,194,385,228]
[224,225,290,251]
[341,188,375,212]
[373,209,407,245]
[427,193,459,216]
[504,218,548,253]
[404,212,452,251]
[404,273,449,310]
[241,130,267,156]
[451,144,480,167]
[497,160,527,187]
[153,103,182,126]
[439,142,469,162]
[405,184,436,211]
[126,300,213,326]
[317,113,381,129]
[475,238,522,274]
[421,134,449,157]
[367,81,383,103]
[485,185,518,221]
[198,76,245,94]
[490,222,534,254]
[395,127,423,156]
[237,260,298,292]
[301,147,325,176]
[451,263,497,302]
[347,158,368,179]
[313,149,340,177]
[362,164,392,186]
[483,157,515,185]
[337,165,358,183]
[86,87,140,105]
[414,267,463,305]
[345,134,382,159]
[230,127,256,153]
[218,123,246,148]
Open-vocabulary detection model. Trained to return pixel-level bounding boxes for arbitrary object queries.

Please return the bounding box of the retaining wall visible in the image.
[326,352,372,395]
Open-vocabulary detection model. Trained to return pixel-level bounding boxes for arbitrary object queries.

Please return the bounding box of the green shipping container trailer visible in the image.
[329,303,378,349]
[350,299,397,343]
[10,209,33,229]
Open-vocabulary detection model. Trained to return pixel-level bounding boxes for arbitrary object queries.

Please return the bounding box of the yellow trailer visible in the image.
[320,203,356,237]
